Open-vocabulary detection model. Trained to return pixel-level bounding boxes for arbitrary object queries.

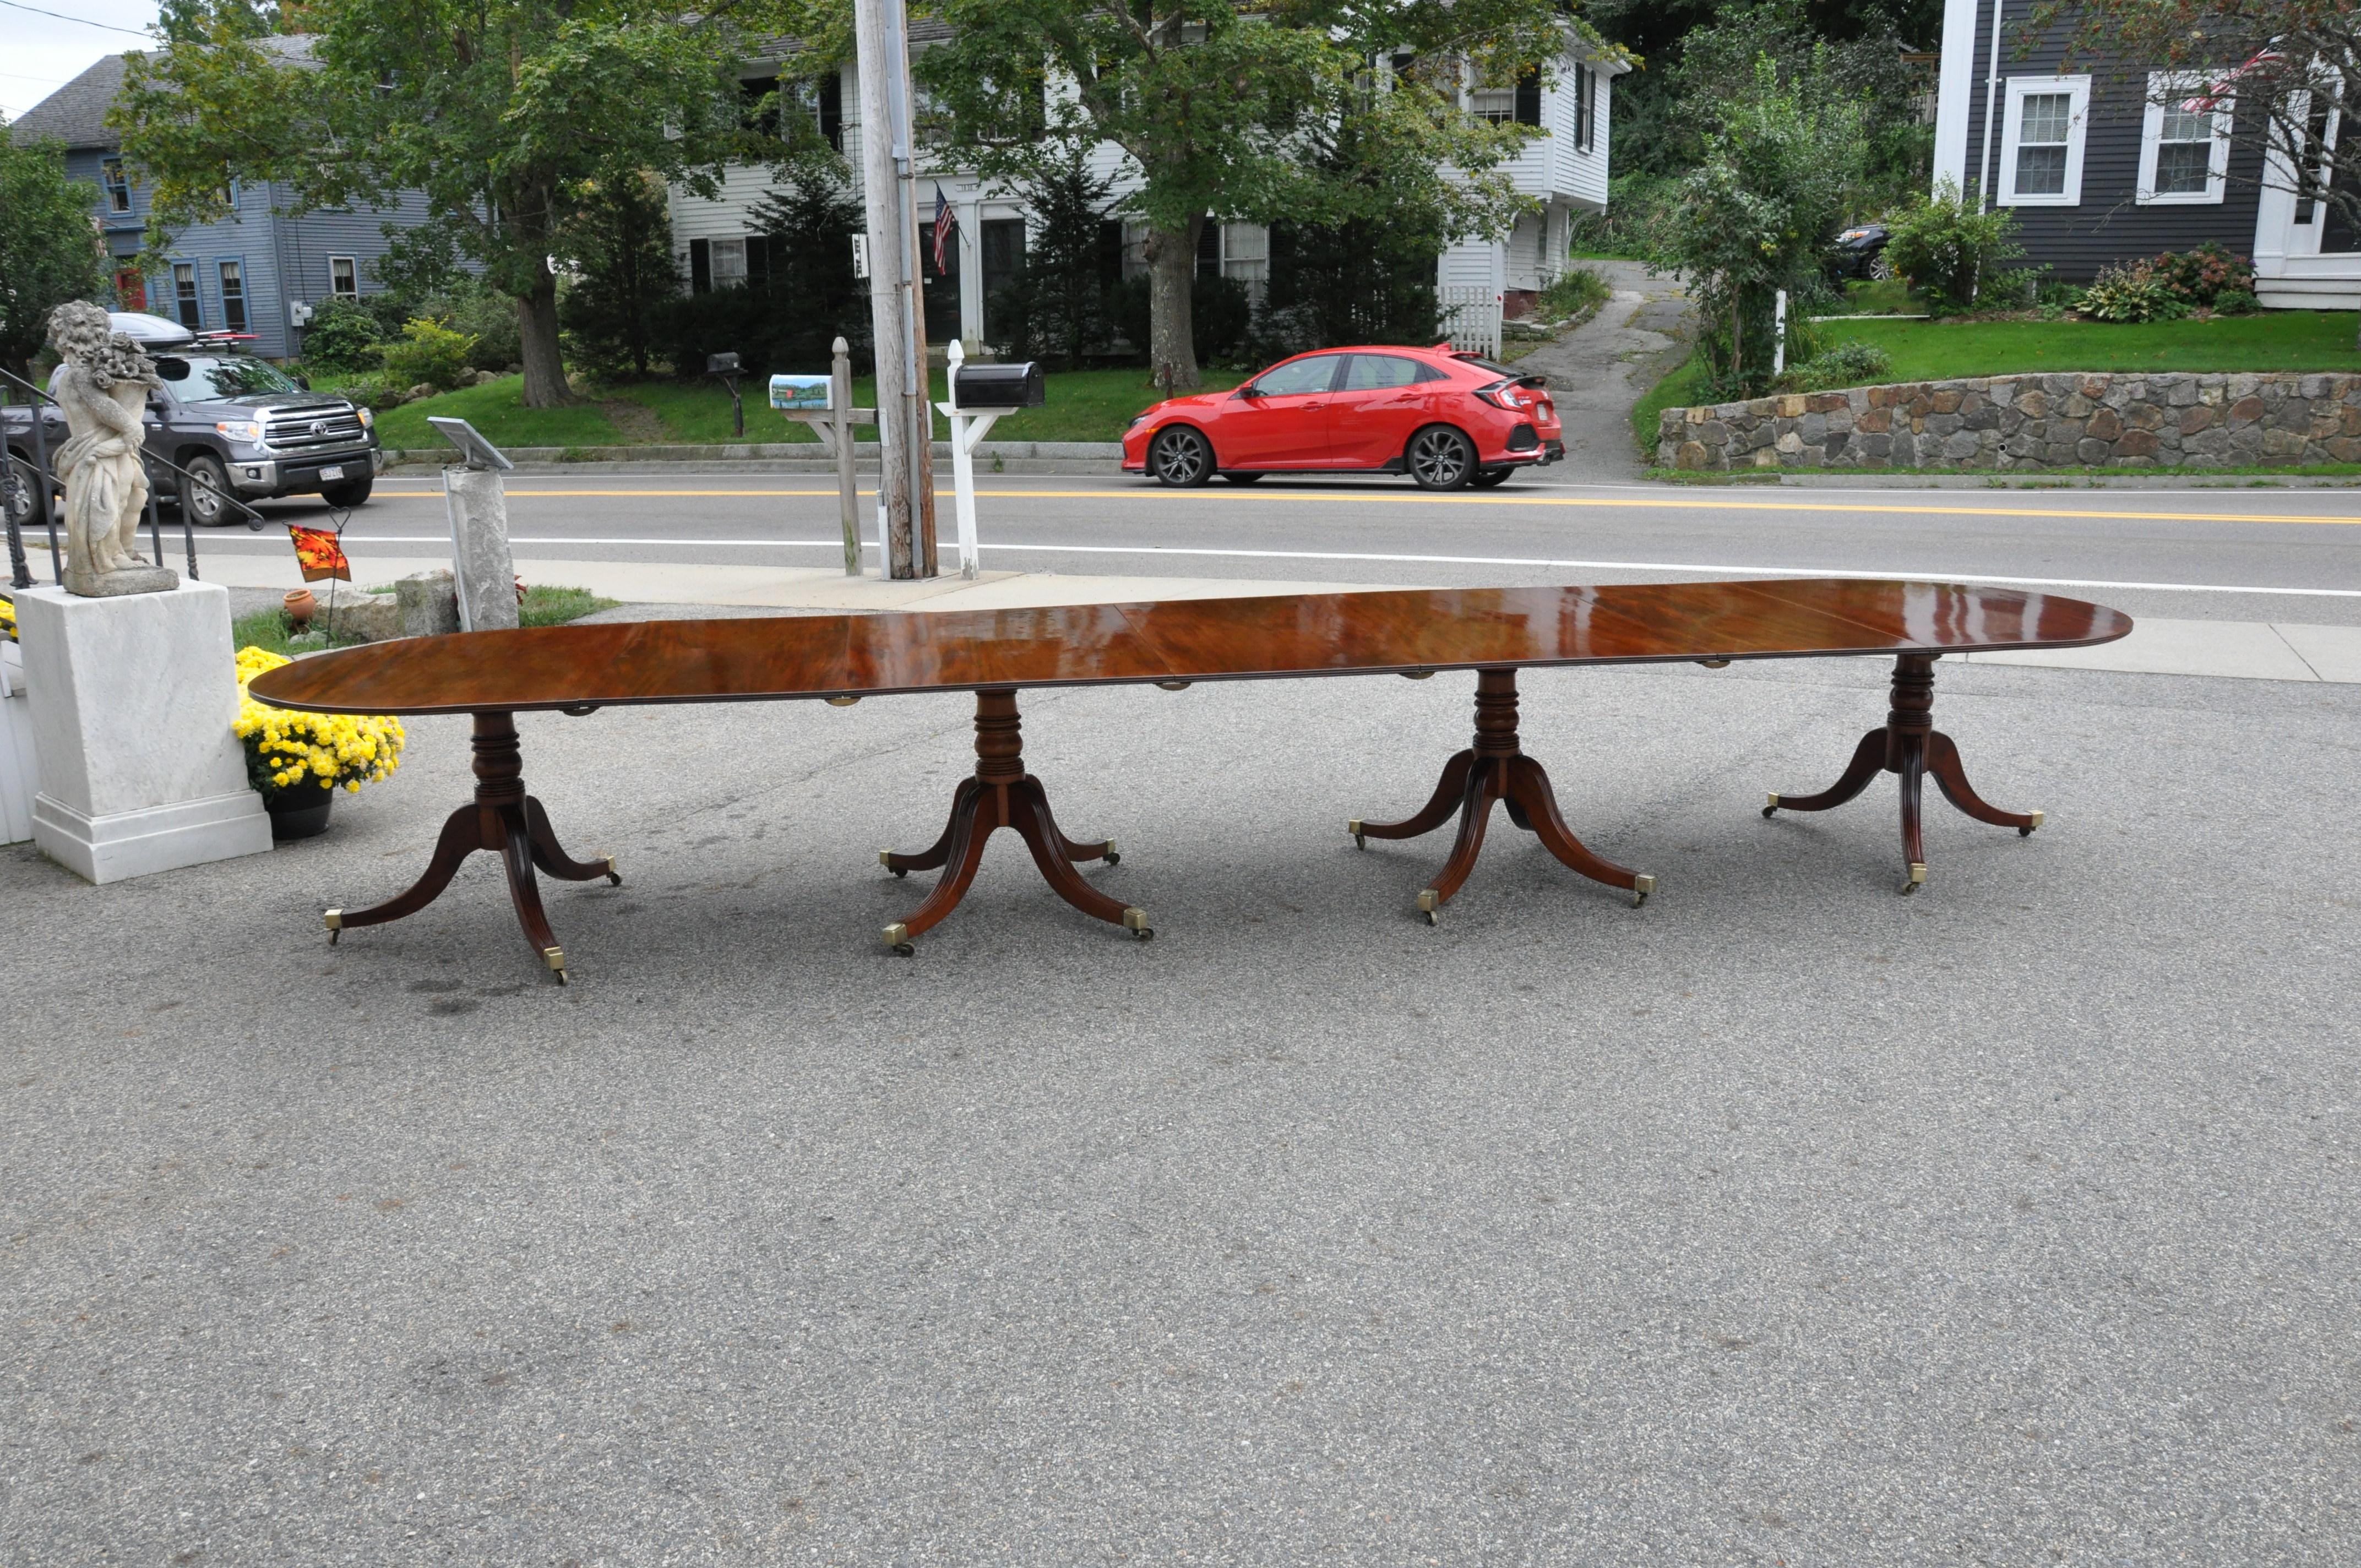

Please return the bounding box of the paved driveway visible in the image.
[4,654,2357,1563]
[1515,259,1693,482]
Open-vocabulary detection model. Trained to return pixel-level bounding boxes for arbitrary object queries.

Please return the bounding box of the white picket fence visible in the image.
[1437,286,1504,360]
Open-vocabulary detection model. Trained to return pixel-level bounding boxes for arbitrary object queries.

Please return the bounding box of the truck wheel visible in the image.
[322,476,373,508]
[181,453,233,526]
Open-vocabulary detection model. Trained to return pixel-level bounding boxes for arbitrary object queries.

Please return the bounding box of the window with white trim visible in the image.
[1999,75,2090,206]
[708,236,748,288]
[2139,72,2231,204]
[329,256,358,297]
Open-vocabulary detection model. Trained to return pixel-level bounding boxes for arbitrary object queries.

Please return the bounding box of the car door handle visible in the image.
[1301,400,1326,410]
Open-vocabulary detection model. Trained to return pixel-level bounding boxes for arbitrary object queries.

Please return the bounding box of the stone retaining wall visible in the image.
[1657,372,2361,472]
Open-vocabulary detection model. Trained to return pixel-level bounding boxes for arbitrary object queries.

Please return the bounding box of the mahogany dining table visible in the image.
[248,579,2132,982]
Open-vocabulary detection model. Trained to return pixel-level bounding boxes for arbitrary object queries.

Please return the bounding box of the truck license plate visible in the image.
[319,465,344,482]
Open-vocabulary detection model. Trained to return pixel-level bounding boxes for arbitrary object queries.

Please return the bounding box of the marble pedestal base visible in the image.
[17,582,270,883]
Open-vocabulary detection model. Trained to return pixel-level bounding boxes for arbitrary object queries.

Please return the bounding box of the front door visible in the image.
[1217,352,1345,469]
[1326,353,1443,467]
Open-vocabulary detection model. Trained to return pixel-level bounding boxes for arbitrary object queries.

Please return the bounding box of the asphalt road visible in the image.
[178,469,2361,628]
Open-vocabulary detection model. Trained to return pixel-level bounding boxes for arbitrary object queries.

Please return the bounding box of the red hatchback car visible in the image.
[1122,344,1563,489]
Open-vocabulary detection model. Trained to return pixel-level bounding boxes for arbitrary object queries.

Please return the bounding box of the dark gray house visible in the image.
[1930,0,2360,307]
[8,50,439,360]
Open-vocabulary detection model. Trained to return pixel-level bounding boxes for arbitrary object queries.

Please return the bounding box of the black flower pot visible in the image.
[266,776,336,841]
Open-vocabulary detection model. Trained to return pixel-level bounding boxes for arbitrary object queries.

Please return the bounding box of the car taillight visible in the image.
[1473,380,1526,410]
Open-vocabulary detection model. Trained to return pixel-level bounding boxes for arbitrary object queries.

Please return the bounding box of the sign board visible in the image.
[770,374,832,411]
[851,233,870,279]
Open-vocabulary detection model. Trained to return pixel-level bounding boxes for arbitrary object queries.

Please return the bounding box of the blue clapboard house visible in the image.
[9,51,439,361]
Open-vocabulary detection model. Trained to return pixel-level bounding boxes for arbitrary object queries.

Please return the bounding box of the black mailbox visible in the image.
[706,351,741,376]
[953,361,1045,410]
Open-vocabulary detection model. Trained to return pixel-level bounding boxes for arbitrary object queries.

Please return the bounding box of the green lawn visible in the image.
[377,366,1242,452]
[1632,309,2361,458]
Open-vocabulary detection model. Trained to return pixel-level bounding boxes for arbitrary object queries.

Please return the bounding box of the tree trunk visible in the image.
[1143,216,1203,394]
[516,271,575,409]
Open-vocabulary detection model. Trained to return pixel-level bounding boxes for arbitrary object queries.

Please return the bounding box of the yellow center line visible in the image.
[369,486,2361,527]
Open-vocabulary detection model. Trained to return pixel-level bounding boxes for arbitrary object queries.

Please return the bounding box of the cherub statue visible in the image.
[46,301,175,596]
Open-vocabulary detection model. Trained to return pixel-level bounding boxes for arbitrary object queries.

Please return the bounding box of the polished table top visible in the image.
[249,580,2134,717]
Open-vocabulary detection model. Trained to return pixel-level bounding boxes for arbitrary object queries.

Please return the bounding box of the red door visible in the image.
[1326,353,1443,467]
[113,265,147,313]
[1215,353,1345,469]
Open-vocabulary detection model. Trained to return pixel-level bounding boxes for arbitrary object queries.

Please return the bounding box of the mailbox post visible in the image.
[771,337,878,576]
[935,341,1043,580]
[707,352,746,438]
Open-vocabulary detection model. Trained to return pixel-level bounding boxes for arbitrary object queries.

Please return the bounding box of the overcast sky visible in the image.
[1,0,164,123]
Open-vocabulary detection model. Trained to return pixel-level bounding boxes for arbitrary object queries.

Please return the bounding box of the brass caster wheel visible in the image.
[1761,792,1780,819]
[890,943,916,957]
[879,848,907,878]
[324,908,342,945]
[1899,862,1927,896]
[601,854,622,886]
[883,922,913,956]
[1122,908,1152,941]
[2019,809,2045,838]
[1103,839,1120,867]
[1632,873,1657,909]
[543,946,569,984]
[1347,818,1367,851]
[1416,889,1441,925]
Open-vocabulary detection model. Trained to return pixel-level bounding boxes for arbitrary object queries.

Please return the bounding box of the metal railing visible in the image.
[2,363,269,592]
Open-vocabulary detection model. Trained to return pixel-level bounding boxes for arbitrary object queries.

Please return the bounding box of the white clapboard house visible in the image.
[668,25,1624,355]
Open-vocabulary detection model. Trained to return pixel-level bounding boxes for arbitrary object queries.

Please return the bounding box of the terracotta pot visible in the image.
[266,775,335,840]
[284,589,317,629]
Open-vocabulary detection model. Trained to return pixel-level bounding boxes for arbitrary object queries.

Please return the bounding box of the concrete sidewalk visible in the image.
[188,552,2361,683]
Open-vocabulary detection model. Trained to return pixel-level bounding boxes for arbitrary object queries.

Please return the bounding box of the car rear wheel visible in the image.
[3,454,37,530]
[1149,426,1213,487]
[1221,471,1265,484]
[1868,252,1895,281]
[181,453,233,526]
[322,476,373,508]
[1407,426,1476,490]
[1470,468,1513,489]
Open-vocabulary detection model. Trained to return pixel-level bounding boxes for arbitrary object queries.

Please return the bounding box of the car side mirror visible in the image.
[295,374,311,390]
[1235,384,1263,399]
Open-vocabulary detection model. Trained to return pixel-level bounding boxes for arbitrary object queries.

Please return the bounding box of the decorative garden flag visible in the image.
[287,525,351,582]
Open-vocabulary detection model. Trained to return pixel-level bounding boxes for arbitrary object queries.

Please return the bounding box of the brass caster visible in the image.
[1416,888,1441,925]
[1632,873,1657,908]
[1102,838,1121,867]
[1761,792,1780,819]
[2020,809,2045,837]
[1122,907,1153,941]
[879,849,907,878]
[883,922,915,956]
[825,695,860,707]
[542,946,569,984]
[1347,818,1367,851]
[601,853,621,886]
[1900,862,1927,896]
[324,908,342,945]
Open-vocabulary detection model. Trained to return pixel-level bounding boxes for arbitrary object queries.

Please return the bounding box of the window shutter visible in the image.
[689,238,711,294]
[746,235,771,292]
[820,74,844,150]
[1515,69,1542,127]
[1196,219,1221,276]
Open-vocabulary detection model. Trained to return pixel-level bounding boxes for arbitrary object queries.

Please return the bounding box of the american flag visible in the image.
[2182,47,2282,115]
[932,184,955,275]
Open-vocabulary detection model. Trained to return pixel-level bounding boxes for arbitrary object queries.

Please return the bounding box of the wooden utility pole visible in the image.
[852,0,938,579]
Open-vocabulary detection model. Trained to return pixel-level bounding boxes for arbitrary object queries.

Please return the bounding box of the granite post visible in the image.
[18,581,271,882]
[442,466,519,631]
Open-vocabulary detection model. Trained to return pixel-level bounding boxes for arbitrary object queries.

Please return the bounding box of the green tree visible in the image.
[113,1,755,407]
[0,132,111,385]
[991,147,1119,367]
[1650,53,1864,394]
[559,170,678,380]
[915,0,1584,392]
[746,159,868,368]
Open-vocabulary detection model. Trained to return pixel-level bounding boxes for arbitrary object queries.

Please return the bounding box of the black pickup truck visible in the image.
[3,312,381,531]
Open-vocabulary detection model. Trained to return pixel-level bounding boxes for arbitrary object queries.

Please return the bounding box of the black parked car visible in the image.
[3,311,381,531]
[1831,224,1895,281]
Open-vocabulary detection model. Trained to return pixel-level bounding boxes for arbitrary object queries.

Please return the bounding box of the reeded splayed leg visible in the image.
[1356,667,1655,922]
[1762,654,2044,894]
[323,711,615,982]
[880,687,1145,953]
